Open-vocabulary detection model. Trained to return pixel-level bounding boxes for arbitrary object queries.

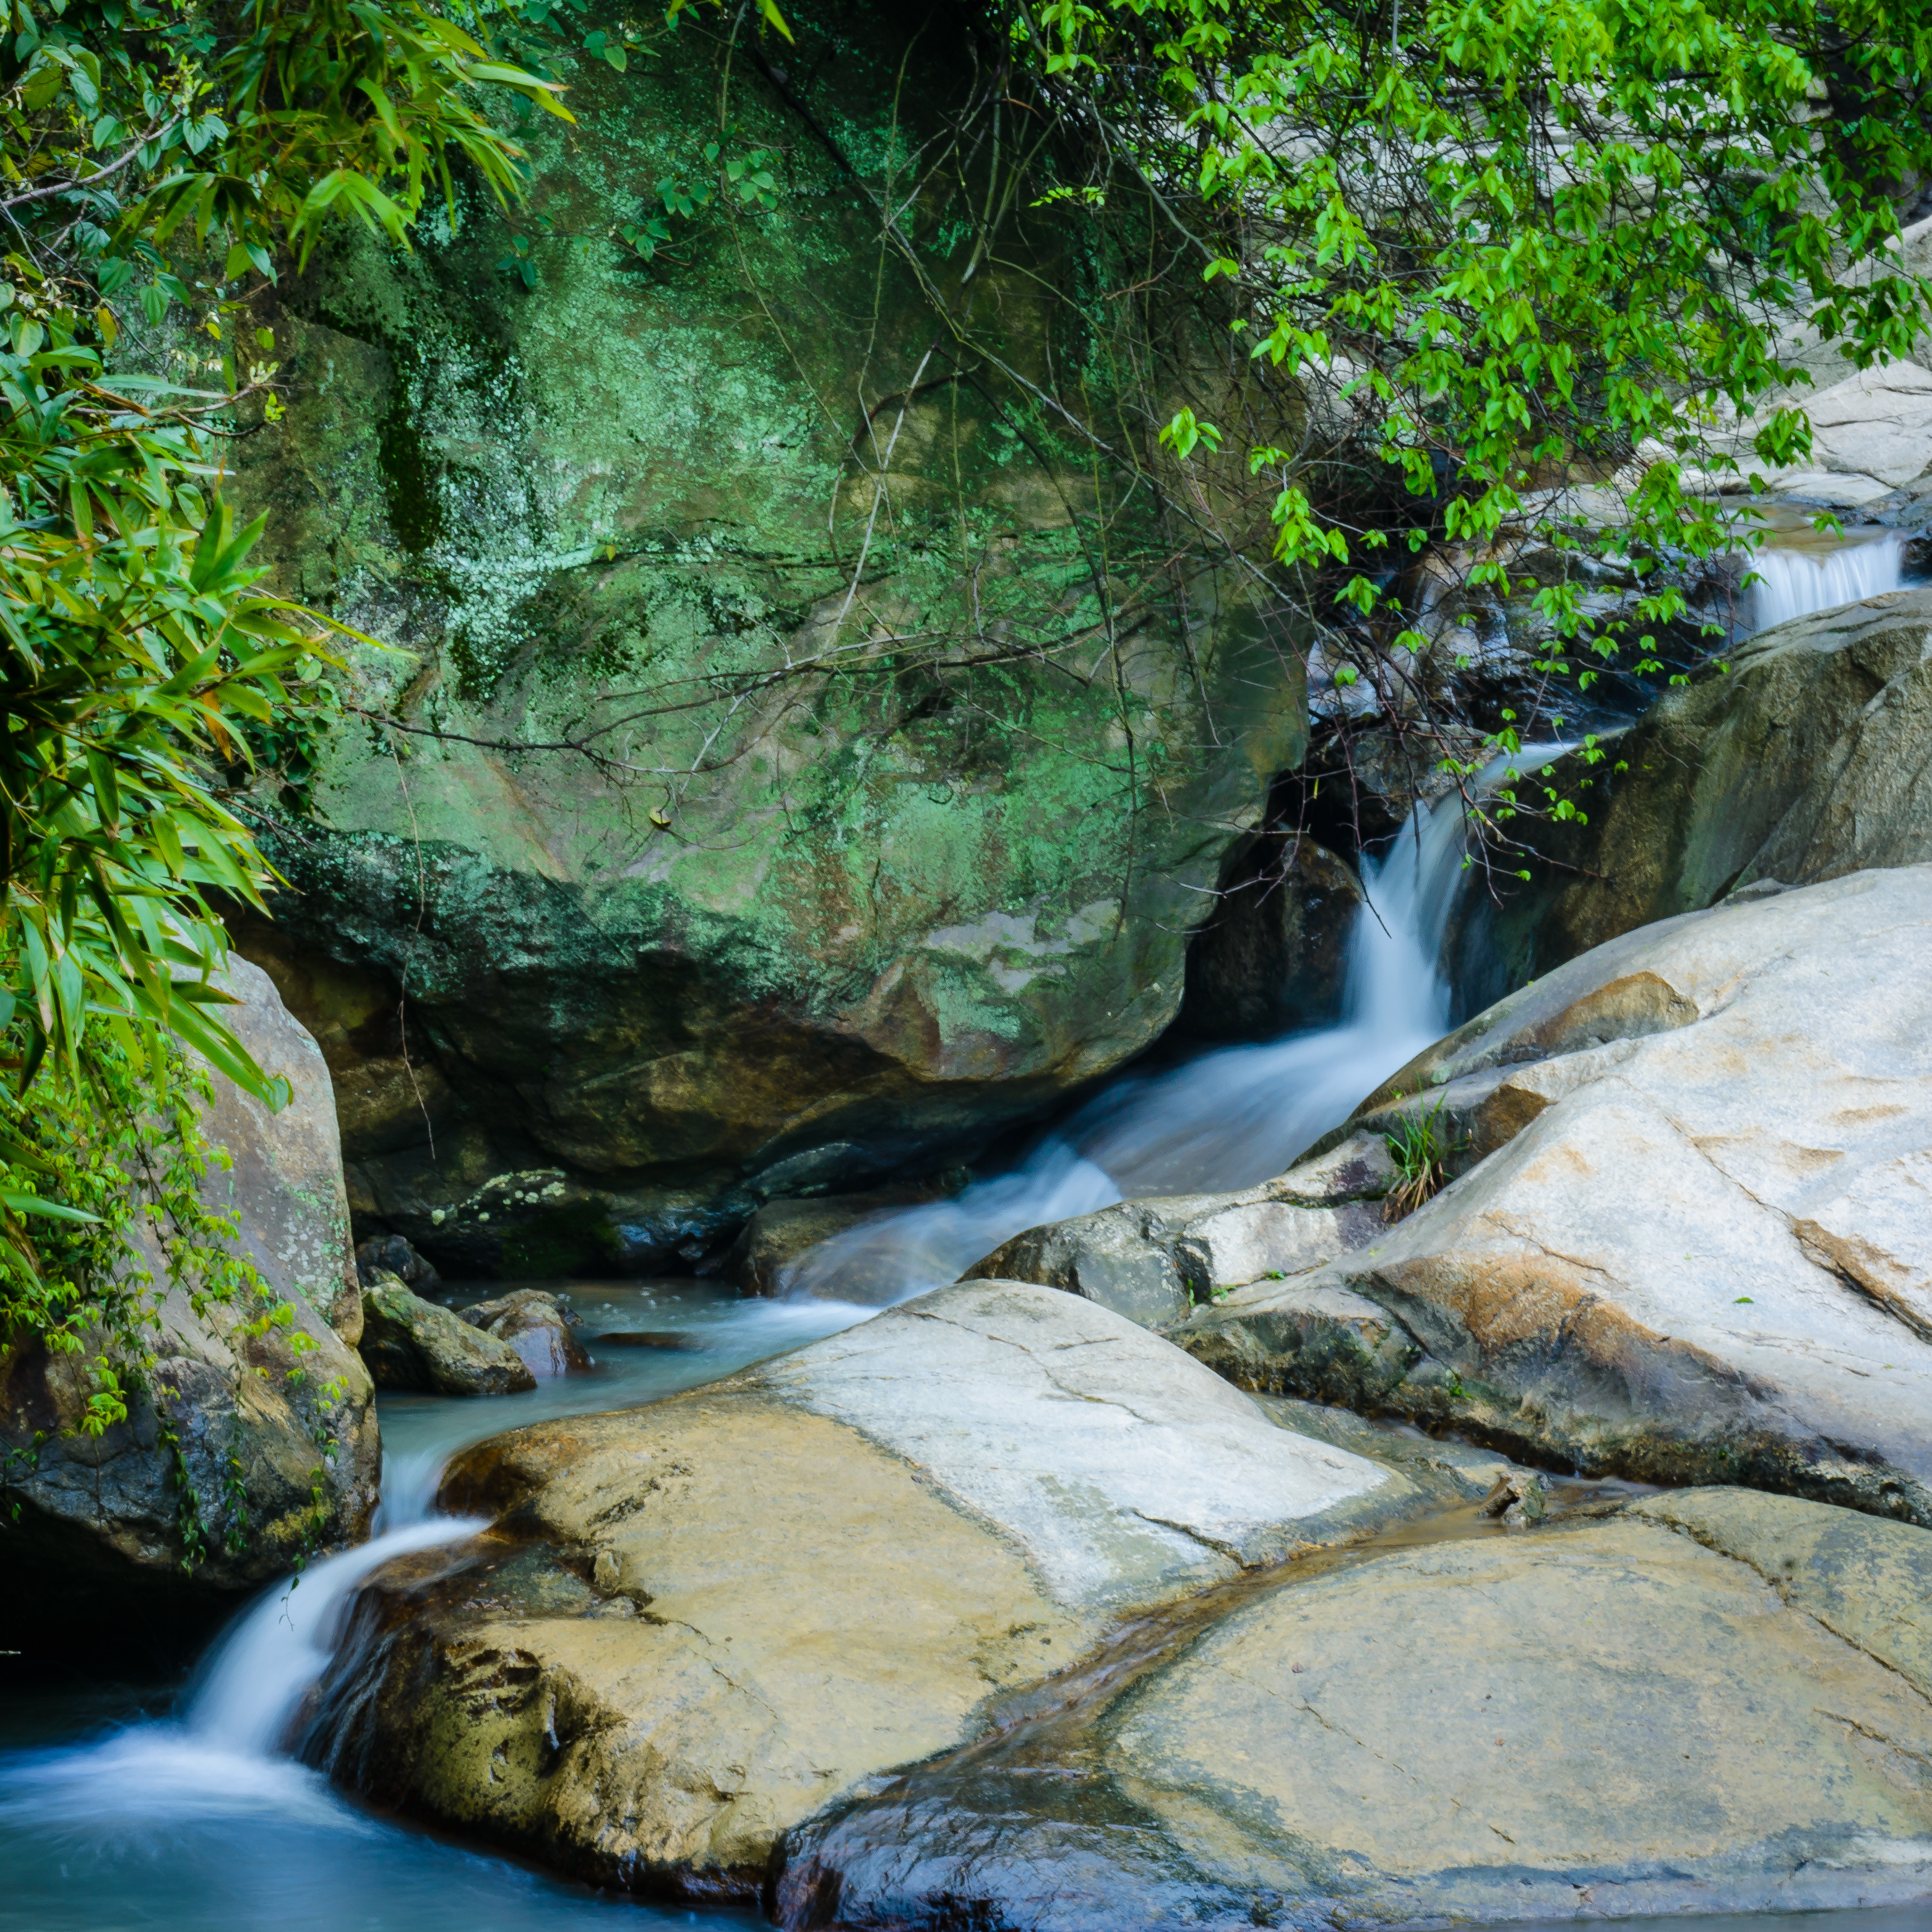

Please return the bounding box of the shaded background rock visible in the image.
[0,960,378,1649]
[228,1,1306,1277]
[1176,833,1361,1040]
[707,1181,952,1298]
[1452,585,1932,1009]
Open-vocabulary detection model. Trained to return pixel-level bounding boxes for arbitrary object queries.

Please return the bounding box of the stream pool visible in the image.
[0,1284,856,1932]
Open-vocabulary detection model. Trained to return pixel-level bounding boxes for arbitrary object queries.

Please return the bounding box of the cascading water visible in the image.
[0,1290,856,1932]
[782,765,1493,1303]
[1750,532,1905,632]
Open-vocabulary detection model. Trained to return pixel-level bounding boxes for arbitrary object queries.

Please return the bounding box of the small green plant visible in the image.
[1384,1095,1457,1222]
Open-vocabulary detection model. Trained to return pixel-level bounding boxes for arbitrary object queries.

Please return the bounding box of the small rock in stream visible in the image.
[455,1288,592,1378]
[358,1275,535,1395]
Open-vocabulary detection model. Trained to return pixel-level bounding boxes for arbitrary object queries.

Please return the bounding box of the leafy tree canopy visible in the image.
[1005,0,1930,779]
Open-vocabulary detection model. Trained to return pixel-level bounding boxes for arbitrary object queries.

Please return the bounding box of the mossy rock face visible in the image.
[231,4,1303,1270]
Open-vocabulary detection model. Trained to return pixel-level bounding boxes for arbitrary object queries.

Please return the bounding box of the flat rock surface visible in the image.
[308,1281,1447,1897]
[780,1488,1932,1928]
[1179,866,1932,1520]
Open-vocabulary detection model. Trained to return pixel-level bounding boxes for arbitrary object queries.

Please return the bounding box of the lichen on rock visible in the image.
[228,7,1307,1273]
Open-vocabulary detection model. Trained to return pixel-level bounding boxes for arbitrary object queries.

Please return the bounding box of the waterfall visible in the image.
[0,1473,485,1843]
[782,764,1510,1303]
[1750,534,1905,632]
[182,1506,484,1756]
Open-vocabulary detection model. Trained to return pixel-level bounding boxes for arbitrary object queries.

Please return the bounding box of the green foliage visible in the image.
[1384,1093,1458,1219]
[0,0,558,1525]
[0,1014,304,1454]
[1013,0,1932,791]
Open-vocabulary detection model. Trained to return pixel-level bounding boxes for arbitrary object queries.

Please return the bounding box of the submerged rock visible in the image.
[456,1288,590,1378]
[358,1278,536,1395]
[0,960,379,1640]
[305,1280,1466,1900]
[1459,585,1932,1002]
[1179,865,1932,1521]
[780,1489,1932,1928]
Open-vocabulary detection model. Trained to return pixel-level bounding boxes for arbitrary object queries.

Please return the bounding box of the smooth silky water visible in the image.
[7,705,1928,1928]
[0,1286,857,1932]
[1749,527,1907,630]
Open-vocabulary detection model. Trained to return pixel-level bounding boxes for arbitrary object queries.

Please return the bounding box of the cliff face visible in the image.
[229,4,1305,1273]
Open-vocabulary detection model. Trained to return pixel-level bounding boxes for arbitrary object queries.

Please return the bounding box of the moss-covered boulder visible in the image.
[231,4,1303,1272]
[0,961,379,1650]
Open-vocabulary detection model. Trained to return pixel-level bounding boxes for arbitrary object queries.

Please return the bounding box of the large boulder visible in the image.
[1179,866,1932,1522]
[303,1280,1486,1899]
[780,1489,1932,1927]
[227,6,1303,1275]
[1458,585,1932,1004]
[0,959,379,1643]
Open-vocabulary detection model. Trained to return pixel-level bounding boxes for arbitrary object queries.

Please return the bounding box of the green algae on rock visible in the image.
[0,960,379,1645]
[229,4,1306,1272]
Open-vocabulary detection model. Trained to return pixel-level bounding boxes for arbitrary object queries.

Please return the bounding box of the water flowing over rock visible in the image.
[965,1132,1395,1329]
[301,1280,1478,1899]
[0,960,379,1641]
[779,1490,1932,1928]
[1179,865,1932,1520]
[1462,586,1932,998]
[228,4,1303,1275]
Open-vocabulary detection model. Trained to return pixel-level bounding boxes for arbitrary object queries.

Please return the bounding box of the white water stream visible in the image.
[0,1291,860,1932]
[1750,532,1906,631]
[783,767,1483,1302]
[1,658,1915,1926]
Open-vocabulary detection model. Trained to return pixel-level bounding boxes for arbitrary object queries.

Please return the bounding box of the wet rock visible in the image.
[1180,865,1932,1523]
[711,1184,947,1297]
[968,1132,1395,1326]
[1477,1469,1548,1526]
[0,959,379,1639]
[354,1232,439,1293]
[1177,834,1363,1039]
[780,1490,1932,1928]
[305,1280,1452,1899]
[358,1277,535,1396]
[1459,586,1932,1002]
[456,1289,590,1378]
